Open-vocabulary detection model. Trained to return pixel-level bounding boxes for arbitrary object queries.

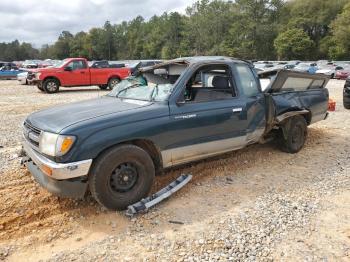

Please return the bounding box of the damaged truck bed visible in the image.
[21,56,330,210]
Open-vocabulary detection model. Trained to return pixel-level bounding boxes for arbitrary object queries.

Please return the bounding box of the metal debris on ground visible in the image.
[168,220,184,225]
[126,174,192,216]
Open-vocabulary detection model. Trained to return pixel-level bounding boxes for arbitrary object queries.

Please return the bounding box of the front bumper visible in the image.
[25,160,88,198]
[22,140,92,198]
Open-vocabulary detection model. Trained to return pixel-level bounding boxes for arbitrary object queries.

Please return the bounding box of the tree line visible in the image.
[1,0,350,62]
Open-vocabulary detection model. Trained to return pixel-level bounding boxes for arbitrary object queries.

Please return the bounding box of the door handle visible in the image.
[80,72,85,74]
[232,108,243,113]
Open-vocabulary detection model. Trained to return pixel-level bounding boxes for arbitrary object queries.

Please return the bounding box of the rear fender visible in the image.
[277,111,310,140]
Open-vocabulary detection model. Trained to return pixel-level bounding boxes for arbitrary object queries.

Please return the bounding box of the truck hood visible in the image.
[33,67,60,73]
[26,96,151,133]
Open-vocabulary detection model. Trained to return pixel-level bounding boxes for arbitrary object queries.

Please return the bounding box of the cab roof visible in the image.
[140,56,250,72]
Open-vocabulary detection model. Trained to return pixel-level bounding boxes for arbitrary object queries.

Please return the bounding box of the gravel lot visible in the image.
[0,80,349,261]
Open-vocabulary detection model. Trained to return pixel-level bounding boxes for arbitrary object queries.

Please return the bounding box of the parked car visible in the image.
[294,63,318,74]
[316,65,344,78]
[335,69,350,80]
[0,63,23,79]
[21,56,330,210]
[21,60,39,69]
[284,64,296,70]
[17,71,29,84]
[344,76,350,109]
[32,58,131,93]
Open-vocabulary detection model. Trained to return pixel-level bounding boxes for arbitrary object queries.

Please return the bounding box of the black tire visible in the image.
[99,85,108,90]
[107,77,120,90]
[43,78,60,93]
[37,83,44,92]
[331,73,335,79]
[278,115,307,154]
[344,100,350,109]
[89,144,155,210]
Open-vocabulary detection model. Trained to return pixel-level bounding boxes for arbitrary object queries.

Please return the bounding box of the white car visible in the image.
[17,71,28,85]
[316,65,344,78]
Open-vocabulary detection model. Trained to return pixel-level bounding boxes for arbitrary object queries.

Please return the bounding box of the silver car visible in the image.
[17,71,28,85]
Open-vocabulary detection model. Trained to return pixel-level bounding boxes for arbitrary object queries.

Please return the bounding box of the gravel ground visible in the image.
[0,80,349,261]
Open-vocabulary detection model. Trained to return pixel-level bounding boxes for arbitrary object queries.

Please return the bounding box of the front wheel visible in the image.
[278,115,307,153]
[89,144,155,210]
[43,79,60,93]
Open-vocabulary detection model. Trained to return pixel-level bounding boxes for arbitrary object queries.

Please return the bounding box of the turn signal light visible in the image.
[41,165,52,176]
[60,137,75,155]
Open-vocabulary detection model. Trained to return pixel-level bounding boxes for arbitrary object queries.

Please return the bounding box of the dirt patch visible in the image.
[0,79,349,261]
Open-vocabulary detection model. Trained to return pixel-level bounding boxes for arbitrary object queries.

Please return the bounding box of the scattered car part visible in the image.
[125,174,192,216]
[168,220,184,225]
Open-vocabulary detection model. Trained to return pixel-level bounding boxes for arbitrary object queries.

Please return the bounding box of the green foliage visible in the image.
[281,0,348,59]
[0,0,349,61]
[328,2,350,60]
[0,40,39,61]
[274,28,314,60]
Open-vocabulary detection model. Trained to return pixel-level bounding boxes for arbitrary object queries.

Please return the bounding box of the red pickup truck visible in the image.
[33,58,130,93]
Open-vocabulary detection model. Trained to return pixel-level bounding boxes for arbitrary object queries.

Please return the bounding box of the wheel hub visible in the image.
[110,163,138,192]
[47,82,57,91]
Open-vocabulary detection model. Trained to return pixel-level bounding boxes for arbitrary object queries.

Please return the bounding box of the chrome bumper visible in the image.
[22,140,92,180]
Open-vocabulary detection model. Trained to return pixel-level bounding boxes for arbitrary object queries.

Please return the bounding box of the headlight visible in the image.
[35,72,41,79]
[39,132,76,157]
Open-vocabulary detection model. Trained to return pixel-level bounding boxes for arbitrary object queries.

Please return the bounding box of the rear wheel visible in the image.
[43,78,60,93]
[37,83,44,92]
[278,115,307,153]
[89,144,155,210]
[107,77,120,90]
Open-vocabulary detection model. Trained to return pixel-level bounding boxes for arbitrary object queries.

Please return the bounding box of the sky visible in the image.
[0,0,197,47]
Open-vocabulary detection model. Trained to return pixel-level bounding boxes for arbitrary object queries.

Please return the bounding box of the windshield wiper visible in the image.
[115,84,141,98]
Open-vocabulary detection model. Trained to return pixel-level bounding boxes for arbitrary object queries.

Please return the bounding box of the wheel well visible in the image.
[43,76,61,86]
[303,112,312,125]
[96,139,163,175]
[108,76,121,82]
[131,139,163,174]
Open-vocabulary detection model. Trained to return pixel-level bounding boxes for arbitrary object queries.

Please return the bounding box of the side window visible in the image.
[183,65,236,103]
[236,64,260,97]
[67,60,87,70]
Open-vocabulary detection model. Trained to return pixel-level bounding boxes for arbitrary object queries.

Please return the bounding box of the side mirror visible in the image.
[64,66,72,71]
[154,68,167,75]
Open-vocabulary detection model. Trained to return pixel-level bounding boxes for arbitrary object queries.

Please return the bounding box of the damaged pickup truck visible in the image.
[21,57,330,210]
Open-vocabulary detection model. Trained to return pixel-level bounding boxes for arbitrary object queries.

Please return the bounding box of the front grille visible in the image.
[23,121,41,148]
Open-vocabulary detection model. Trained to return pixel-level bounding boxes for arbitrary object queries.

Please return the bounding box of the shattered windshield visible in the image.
[108,62,187,101]
[108,76,174,102]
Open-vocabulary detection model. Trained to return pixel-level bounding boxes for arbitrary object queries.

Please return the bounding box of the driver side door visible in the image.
[163,63,249,167]
[61,60,90,86]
